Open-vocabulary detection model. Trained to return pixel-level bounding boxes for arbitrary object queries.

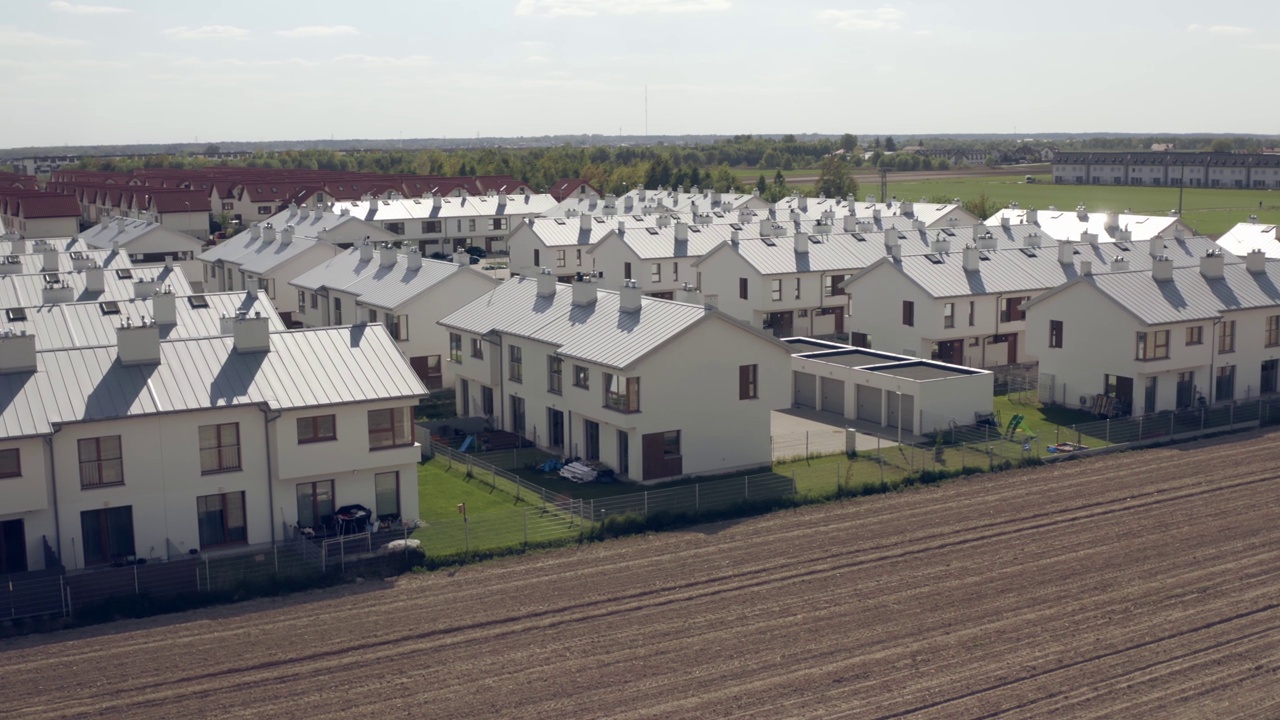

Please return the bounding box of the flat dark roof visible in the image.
[869,361,983,381]
[798,348,904,368]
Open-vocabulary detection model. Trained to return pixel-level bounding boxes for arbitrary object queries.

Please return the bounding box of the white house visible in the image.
[80,215,206,283]
[840,234,1238,368]
[290,243,500,390]
[774,195,980,229]
[0,261,193,309]
[1216,220,1280,259]
[255,204,396,249]
[332,192,560,256]
[0,321,426,574]
[197,222,345,325]
[985,205,1195,244]
[439,272,793,482]
[1024,250,1280,415]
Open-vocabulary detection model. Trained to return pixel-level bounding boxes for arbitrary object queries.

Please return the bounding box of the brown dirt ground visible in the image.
[4,430,1280,719]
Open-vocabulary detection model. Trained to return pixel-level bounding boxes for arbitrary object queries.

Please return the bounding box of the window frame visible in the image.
[902,300,915,327]
[739,278,749,300]
[547,355,563,394]
[297,414,338,444]
[509,344,523,383]
[0,447,20,478]
[374,471,401,520]
[199,422,242,475]
[78,435,124,489]
[449,332,463,363]
[770,278,782,302]
[573,365,589,389]
[1267,315,1280,347]
[367,407,413,450]
[1049,319,1064,349]
[470,337,484,359]
[1218,320,1236,354]
[1186,325,1203,346]
[603,373,641,413]
[197,491,248,549]
[662,430,681,458]
[739,364,758,400]
[943,302,955,329]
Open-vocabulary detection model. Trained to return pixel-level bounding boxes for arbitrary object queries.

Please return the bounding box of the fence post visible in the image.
[695,483,700,512]
[878,434,884,484]
[744,475,749,500]
[1137,415,1143,442]
[523,509,528,547]
[1200,407,1205,431]
[204,554,210,592]
[273,542,279,578]
[1106,418,1110,444]
[464,517,470,557]
[1230,402,1235,429]
[644,491,649,517]
[60,575,67,618]
[805,431,809,459]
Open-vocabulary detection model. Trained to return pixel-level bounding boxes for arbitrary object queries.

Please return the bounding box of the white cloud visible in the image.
[819,8,905,31]
[161,25,250,40]
[525,55,549,63]
[1187,23,1254,35]
[48,1,132,14]
[0,25,84,46]
[335,54,433,68]
[516,0,730,16]
[274,25,359,38]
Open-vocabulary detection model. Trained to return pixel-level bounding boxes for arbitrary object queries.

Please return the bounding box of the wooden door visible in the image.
[1006,333,1019,365]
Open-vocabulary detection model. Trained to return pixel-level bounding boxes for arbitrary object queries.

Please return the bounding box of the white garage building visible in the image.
[787,338,994,435]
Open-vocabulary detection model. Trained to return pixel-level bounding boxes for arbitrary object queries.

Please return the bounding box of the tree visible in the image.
[756,174,768,193]
[840,133,858,153]
[1209,138,1235,153]
[962,191,1000,221]
[815,155,858,199]
[884,136,897,152]
[203,144,221,155]
[773,169,786,187]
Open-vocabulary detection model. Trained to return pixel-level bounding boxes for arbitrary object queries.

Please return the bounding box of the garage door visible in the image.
[820,376,845,416]
[793,371,817,409]
[886,391,915,433]
[856,384,882,424]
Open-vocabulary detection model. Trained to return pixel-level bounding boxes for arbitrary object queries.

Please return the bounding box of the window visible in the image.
[573,365,589,389]
[368,407,413,449]
[1135,330,1170,360]
[1216,365,1236,401]
[967,301,975,327]
[575,249,582,267]
[651,263,661,282]
[5,308,27,321]
[197,492,247,548]
[902,300,915,327]
[533,249,540,267]
[222,201,234,211]
[468,219,476,232]
[1267,315,1280,347]
[510,395,526,436]
[385,222,405,236]
[0,448,19,478]
[449,332,463,363]
[1186,325,1203,345]
[771,279,782,302]
[375,472,400,520]
[78,435,123,489]
[481,386,494,417]
[333,297,343,325]
[556,250,566,268]
[1219,320,1236,353]
[794,278,801,300]
[199,422,241,474]
[1048,320,1064,348]
[624,262,633,280]
[296,480,334,530]
[739,364,758,400]
[297,414,337,444]
[604,373,641,413]
[385,313,409,341]
[663,430,681,457]
[80,506,134,566]
[823,274,846,297]
[490,218,507,231]
[470,337,484,359]
[548,355,563,394]
[943,302,955,329]
[739,278,749,300]
[1001,296,1029,323]
[509,345,523,382]
[1144,376,1158,415]
[297,289,306,311]
[309,292,318,310]
[257,206,272,215]
[422,220,442,234]
[368,308,379,324]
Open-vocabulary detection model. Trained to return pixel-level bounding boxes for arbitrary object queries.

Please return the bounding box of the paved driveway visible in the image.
[771,408,904,460]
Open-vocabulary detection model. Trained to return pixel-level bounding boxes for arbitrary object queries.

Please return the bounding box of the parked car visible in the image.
[465,246,487,259]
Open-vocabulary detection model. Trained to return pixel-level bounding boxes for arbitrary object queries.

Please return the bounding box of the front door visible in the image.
[0,519,26,575]
[617,430,629,477]
[1177,371,1196,409]
[1143,376,1158,414]
[584,420,600,461]
[1263,360,1279,394]
[1006,333,1019,365]
[548,408,565,450]
[460,378,470,416]
[934,339,964,365]
[1115,375,1134,415]
[767,311,794,338]
[411,355,443,391]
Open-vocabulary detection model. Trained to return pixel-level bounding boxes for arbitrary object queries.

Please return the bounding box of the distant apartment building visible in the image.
[1052,151,1280,189]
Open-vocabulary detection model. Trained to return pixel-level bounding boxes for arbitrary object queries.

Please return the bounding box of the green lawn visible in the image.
[880,173,1277,237]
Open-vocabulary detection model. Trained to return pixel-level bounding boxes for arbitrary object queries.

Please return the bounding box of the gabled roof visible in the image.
[0,325,428,439]
[289,246,490,310]
[333,193,559,222]
[80,216,203,252]
[198,228,340,274]
[1216,221,1280,259]
[15,194,80,219]
[257,205,394,242]
[1,290,282,350]
[147,190,211,214]
[985,207,1187,244]
[0,264,193,312]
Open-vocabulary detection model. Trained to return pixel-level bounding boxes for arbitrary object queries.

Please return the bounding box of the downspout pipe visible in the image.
[258,405,282,543]
[44,426,63,569]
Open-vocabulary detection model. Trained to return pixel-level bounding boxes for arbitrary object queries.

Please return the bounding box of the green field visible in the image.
[882,173,1279,237]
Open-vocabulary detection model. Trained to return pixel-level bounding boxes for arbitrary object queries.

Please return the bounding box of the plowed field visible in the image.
[5,431,1280,718]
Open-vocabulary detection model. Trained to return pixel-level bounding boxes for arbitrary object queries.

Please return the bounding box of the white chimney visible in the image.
[1115,229,1133,244]
[262,224,276,244]
[1105,211,1119,230]
[975,230,997,251]
[536,267,557,298]
[116,216,126,232]
[872,207,882,220]
[1000,215,1011,227]
[1200,249,1225,279]
[657,214,671,228]
[1152,255,1174,281]
[116,317,161,366]
[1025,209,1038,225]
[1058,240,1075,265]
[842,215,858,232]
[381,243,399,268]
[85,263,104,292]
[900,200,914,218]
[1111,255,1130,272]
[233,312,271,353]
[619,279,643,312]
[1148,239,1165,257]
[795,232,810,254]
[280,225,294,245]
[219,313,235,336]
[674,221,689,242]
[133,277,159,298]
[962,244,980,271]
[0,331,37,374]
[580,213,592,230]
[432,194,442,209]
[42,280,74,304]
[250,223,261,241]
[931,236,951,254]
[340,206,351,216]
[889,243,902,261]
[1245,249,1267,273]
[407,247,423,270]
[1077,205,1089,221]
[1023,232,1042,249]
[41,246,58,273]
[616,220,626,236]
[571,273,597,306]
[1081,231,1099,246]
[797,196,808,212]
[452,250,470,266]
[1080,260,1093,276]
[152,288,177,325]
[498,193,508,207]
[359,241,373,263]
[70,252,92,271]
[299,205,310,220]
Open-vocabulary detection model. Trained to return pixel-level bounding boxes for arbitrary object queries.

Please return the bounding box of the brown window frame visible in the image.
[1049,319,1064,349]
[199,422,242,475]
[78,435,124,489]
[739,364,758,400]
[902,300,914,327]
[297,414,337,444]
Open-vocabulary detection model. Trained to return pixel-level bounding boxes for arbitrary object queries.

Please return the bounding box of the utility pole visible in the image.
[880,167,889,201]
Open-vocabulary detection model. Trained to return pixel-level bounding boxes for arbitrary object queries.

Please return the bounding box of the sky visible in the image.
[1,0,1277,148]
